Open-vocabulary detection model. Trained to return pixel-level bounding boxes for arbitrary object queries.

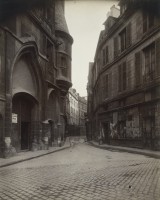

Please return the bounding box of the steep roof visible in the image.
[55,0,69,34]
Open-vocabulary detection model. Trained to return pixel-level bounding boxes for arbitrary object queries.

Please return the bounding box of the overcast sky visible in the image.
[65,0,118,97]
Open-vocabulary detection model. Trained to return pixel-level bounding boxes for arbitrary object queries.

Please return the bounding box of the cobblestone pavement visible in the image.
[0,143,160,200]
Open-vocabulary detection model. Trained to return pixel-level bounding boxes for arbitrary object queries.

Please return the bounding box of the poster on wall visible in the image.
[12,113,18,123]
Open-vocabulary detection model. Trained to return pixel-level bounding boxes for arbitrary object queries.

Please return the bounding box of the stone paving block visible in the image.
[0,144,160,200]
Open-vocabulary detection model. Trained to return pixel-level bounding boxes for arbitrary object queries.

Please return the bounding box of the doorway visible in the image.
[143,117,155,149]
[102,122,110,144]
[12,93,34,151]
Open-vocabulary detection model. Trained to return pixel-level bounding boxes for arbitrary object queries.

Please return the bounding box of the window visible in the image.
[47,39,53,63]
[102,74,109,99]
[105,46,109,64]
[135,52,142,87]
[118,62,127,92]
[119,28,126,52]
[103,49,105,66]
[102,46,109,66]
[143,12,154,33]
[143,43,155,81]
[114,37,119,58]
[61,57,67,77]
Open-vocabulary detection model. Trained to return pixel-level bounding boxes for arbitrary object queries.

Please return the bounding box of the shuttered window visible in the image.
[135,52,141,86]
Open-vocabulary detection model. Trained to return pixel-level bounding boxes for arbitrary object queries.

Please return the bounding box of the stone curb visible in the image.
[88,141,160,159]
[0,145,70,168]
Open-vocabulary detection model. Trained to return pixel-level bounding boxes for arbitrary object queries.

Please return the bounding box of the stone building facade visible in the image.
[66,88,87,136]
[87,0,160,150]
[78,96,87,126]
[0,0,73,157]
[68,88,79,125]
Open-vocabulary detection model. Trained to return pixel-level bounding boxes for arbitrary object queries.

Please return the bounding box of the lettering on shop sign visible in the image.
[12,113,18,123]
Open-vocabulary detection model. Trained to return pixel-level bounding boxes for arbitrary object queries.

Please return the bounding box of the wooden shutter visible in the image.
[126,22,132,48]
[156,38,160,76]
[135,52,141,86]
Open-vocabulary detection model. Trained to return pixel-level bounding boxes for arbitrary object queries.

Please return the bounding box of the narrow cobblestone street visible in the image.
[0,143,160,200]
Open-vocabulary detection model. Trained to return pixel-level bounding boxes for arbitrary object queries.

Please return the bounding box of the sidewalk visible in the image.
[0,138,71,168]
[88,141,160,159]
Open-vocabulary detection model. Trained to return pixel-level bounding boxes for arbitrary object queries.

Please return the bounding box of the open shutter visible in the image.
[156,38,160,77]
[135,52,141,87]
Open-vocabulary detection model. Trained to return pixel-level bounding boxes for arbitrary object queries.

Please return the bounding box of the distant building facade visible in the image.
[87,0,160,150]
[78,96,87,126]
[68,88,79,125]
[0,0,73,157]
[66,88,87,136]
